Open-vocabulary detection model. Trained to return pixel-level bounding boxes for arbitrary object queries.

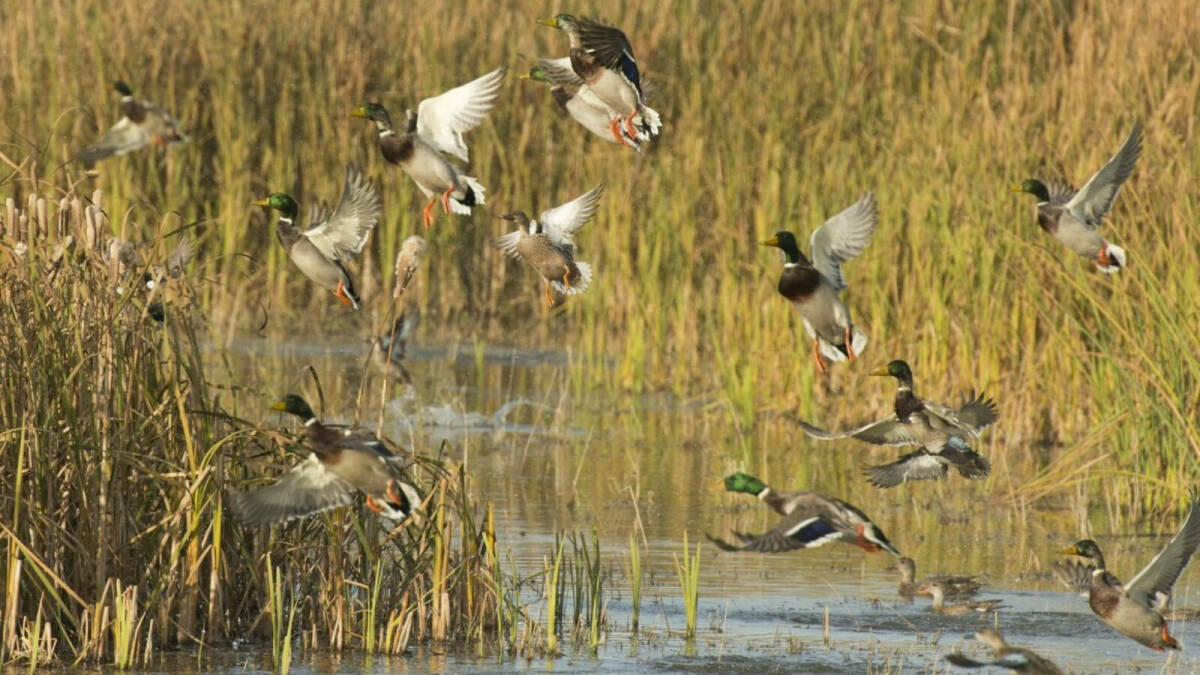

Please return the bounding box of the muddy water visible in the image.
[213,335,1200,673]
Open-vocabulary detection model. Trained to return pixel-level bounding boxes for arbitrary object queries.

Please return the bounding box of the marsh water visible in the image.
[210,330,1200,673]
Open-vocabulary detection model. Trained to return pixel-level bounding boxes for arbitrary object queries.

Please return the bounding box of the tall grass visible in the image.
[1,0,1194,514]
[0,190,523,664]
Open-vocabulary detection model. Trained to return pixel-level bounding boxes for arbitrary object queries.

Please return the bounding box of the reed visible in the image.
[627,535,643,633]
[673,532,700,640]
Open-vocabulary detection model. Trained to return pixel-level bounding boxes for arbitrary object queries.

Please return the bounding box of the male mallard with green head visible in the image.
[520,62,640,149]
[78,81,187,165]
[537,14,660,144]
[1057,497,1200,651]
[350,67,504,228]
[253,165,381,309]
[1011,122,1141,274]
[798,360,997,488]
[495,185,602,308]
[945,629,1064,674]
[708,472,901,556]
[762,193,878,374]
[229,395,420,525]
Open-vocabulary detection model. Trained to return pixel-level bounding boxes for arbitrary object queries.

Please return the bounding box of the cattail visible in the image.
[392,235,427,299]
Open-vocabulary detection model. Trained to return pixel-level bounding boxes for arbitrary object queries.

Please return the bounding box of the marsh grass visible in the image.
[0,190,529,665]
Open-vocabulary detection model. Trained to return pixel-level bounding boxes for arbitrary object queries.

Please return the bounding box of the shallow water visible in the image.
[208,333,1200,673]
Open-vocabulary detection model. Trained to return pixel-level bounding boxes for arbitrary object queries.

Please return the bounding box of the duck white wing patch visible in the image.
[303,165,381,261]
[493,230,525,259]
[416,67,506,163]
[540,185,604,247]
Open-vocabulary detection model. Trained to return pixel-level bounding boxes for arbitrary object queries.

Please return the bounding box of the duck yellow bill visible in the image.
[1057,545,1079,555]
[518,73,532,80]
[349,107,367,118]
[760,236,779,247]
[252,198,271,206]
[870,367,890,376]
[269,400,287,411]
[1008,185,1025,193]
[536,17,558,26]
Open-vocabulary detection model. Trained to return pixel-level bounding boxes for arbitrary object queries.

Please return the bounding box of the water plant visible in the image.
[673,532,701,640]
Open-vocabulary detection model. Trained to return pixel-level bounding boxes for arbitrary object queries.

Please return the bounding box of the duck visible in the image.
[537,15,661,143]
[392,235,427,300]
[708,473,900,555]
[350,67,504,228]
[253,165,381,309]
[761,193,878,374]
[1057,497,1200,650]
[369,308,419,384]
[944,628,1064,674]
[798,360,997,488]
[1011,122,1141,274]
[896,557,982,599]
[519,61,640,149]
[77,81,187,166]
[917,582,1002,615]
[494,185,602,307]
[229,394,420,526]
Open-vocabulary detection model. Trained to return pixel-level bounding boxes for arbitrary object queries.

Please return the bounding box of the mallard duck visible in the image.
[944,628,1064,674]
[897,557,982,599]
[798,360,997,488]
[537,15,661,143]
[761,193,877,374]
[350,67,504,228]
[708,473,900,555]
[1011,122,1141,274]
[77,81,187,165]
[369,308,419,384]
[917,582,1002,615]
[1057,497,1200,650]
[495,185,602,307]
[392,235,427,300]
[143,234,197,291]
[253,165,381,309]
[519,60,640,150]
[229,395,420,525]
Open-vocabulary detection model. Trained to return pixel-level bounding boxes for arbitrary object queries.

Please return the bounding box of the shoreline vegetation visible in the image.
[2,0,1198,667]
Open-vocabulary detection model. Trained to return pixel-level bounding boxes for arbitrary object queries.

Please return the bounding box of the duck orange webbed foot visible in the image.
[844,326,856,362]
[422,197,437,228]
[812,339,828,375]
[440,186,454,214]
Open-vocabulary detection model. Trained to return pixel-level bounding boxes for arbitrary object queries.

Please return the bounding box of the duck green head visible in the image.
[270,394,315,421]
[520,66,552,84]
[537,13,579,31]
[350,102,393,131]
[113,80,133,97]
[761,231,805,265]
[1058,539,1102,560]
[252,193,299,219]
[871,359,912,381]
[724,472,767,495]
[1009,178,1050,202]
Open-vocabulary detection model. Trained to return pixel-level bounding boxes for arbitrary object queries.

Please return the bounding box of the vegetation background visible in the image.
[1,0,1199,666]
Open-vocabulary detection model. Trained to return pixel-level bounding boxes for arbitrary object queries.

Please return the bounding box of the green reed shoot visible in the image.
[673,532,700,640]
[544,538,565,655]
[265,557,297,673]
[628,534,643,633]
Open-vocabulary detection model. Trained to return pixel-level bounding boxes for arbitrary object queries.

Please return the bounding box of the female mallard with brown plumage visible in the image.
[1057,497,1200,650]
[253,165,381,309]
[896,557,982,599]
[1011,122,1141,274]
[495,185,602,307]
[761,193,878,374]
[351,68,504,228]
[707,473,900,556]
[944,629,1064,674]
[229,395,420,525]
[917,582,1002,615]
[799,360,997,487]
[537,14,660,144]
[77,81,187,165]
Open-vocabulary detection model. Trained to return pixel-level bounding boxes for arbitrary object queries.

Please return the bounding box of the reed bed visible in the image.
[2,0,1194,515]
[0,192,533,665]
